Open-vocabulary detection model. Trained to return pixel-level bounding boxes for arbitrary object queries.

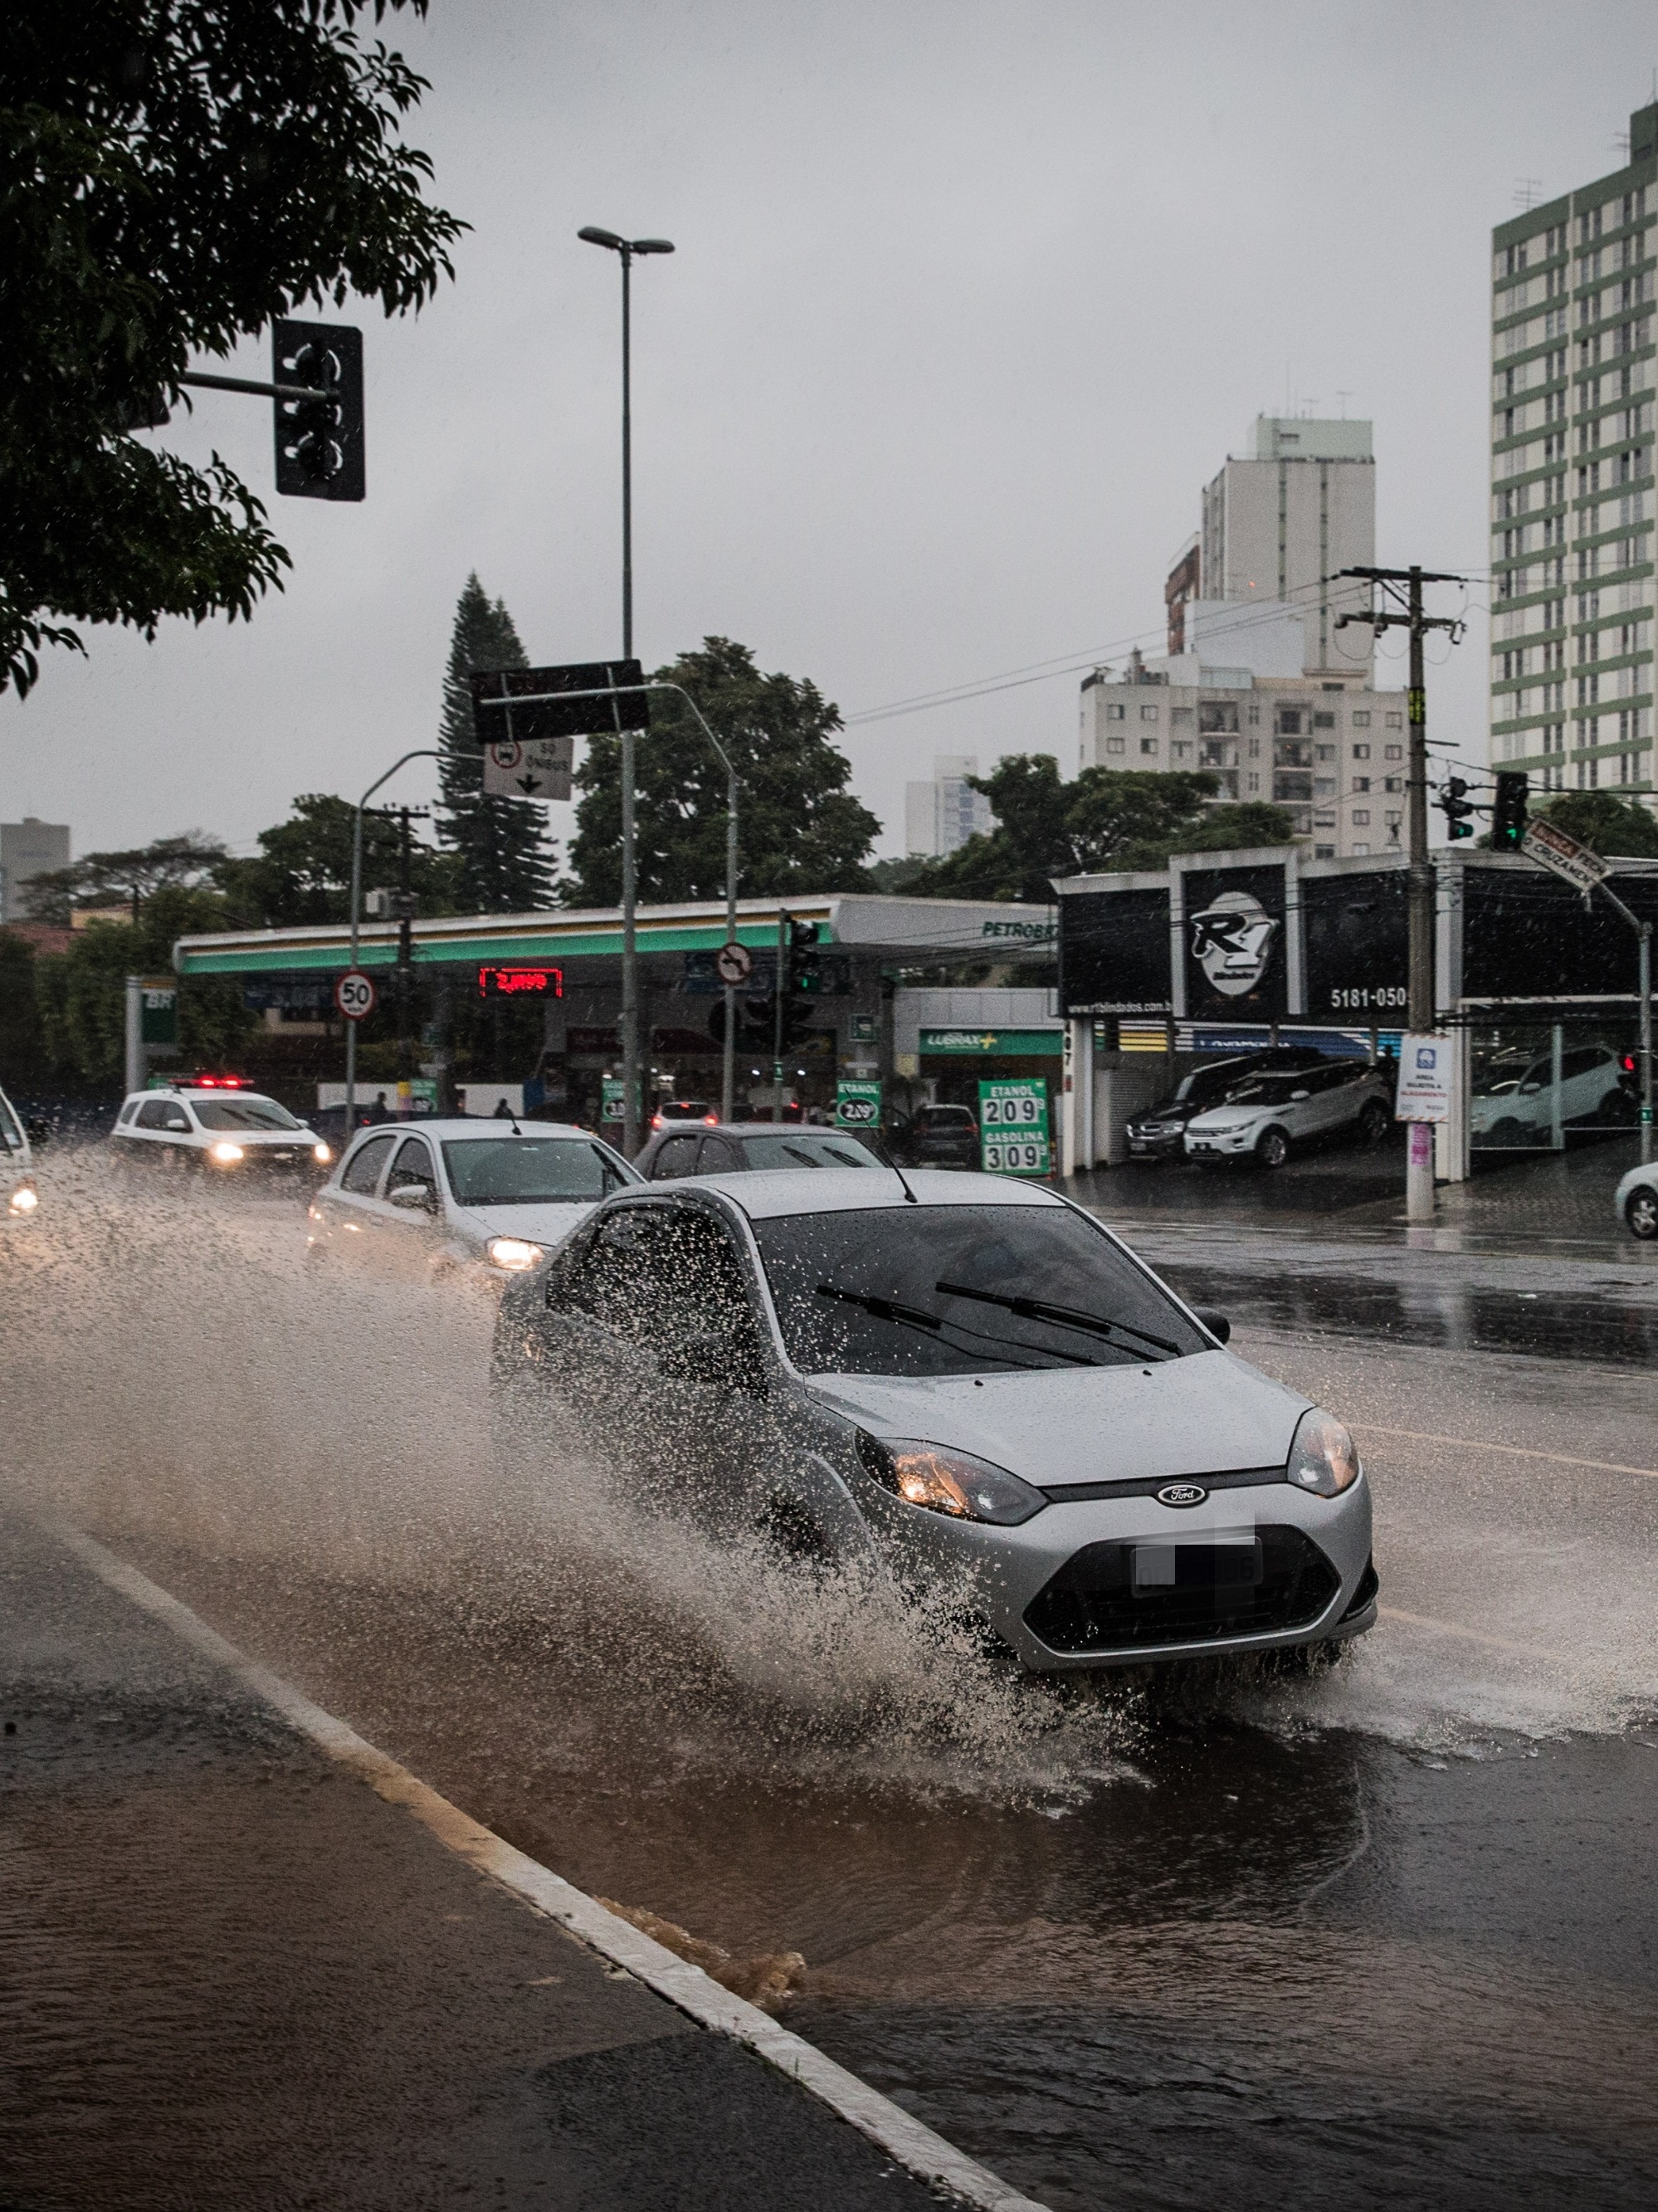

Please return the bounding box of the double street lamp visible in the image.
[579,225,674,1156]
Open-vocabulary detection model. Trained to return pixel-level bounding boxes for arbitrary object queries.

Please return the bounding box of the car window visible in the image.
[563,1204,754,1346]
[739,1133,884,1169]
[441,1136,627,1204]
[137,1098,190,1131]
[649,1135,703,1179]
[1561,1047,1607,1079]
[0,1095,22,1149]
[700,1136,744,1174]
[387,1136,436,1198]
[116,1100,139,1128]
[753,1202,1208,1378]
[188,1097,302,1131]
[340,1132,397,1194]
[915,1106,974,1129]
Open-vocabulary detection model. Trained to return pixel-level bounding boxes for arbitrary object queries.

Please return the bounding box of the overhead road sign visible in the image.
[1522,818,1610,895]
[482,736,573,802]
[470,662,651,745]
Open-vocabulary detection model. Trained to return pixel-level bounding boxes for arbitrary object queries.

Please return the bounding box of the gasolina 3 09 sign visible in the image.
[979,1077,1050,1175]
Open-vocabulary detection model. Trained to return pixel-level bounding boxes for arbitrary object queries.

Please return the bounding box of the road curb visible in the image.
[56,1523,1050,2212]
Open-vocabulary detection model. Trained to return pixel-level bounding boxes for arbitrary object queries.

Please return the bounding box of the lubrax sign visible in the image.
[1056,848,1658,1024]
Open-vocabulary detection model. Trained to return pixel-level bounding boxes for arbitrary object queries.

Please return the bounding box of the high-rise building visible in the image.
[1489,100,1656,803]
[0,818,71,921]
[1182,416,1377,678]
[904,755,994,858]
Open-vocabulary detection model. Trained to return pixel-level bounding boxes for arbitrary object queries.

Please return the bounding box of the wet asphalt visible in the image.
[2,1145,1656,2209]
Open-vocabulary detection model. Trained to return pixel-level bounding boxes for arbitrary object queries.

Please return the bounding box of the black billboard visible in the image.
[1057,886,1171,1016]
[1462,867,1658,1000]
[1180,863,1288,1023]
[1303,869,1409,1021]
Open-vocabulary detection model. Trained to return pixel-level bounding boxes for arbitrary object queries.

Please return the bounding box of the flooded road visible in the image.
[4,1154,1656,2208]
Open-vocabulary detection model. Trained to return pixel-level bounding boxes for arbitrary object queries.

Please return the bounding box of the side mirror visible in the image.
[388,1182,436,1212]
[1290,1089,1309,1101]
[1192,1307,1231,1345]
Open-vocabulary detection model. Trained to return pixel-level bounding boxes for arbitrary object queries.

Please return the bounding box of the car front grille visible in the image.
[1024,1525,1342,1653]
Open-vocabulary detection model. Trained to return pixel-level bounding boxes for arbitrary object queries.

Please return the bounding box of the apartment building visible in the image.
[904,754,995,857]
[1080,658,1407,859]
[1490,100,1656,801]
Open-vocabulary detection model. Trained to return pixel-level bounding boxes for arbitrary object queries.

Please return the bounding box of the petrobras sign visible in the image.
[978,916,1057,943]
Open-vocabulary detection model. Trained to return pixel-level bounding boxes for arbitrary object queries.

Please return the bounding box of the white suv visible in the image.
[1,1084,40,1223]
[111,1082,332,1179]
[1183,1061,1392,1170]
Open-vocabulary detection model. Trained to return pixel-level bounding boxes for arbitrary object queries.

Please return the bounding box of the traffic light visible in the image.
[1491,770,1529,850]
[272,320,364,501]
[1439,777,1476,840]
[787,919,822,997]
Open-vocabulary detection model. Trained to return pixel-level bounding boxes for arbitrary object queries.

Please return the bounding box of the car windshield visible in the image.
[189,1097,304,1130]
[1216,1075,1308,1107]
[915,1106,973,1128]
[751,1202,1208,1377]
[442,1136,627,1204]
[740,1133,883,1169]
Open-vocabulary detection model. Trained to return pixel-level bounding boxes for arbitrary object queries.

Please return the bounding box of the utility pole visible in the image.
[1337,564,1465,1223]
[773,909,788,1123]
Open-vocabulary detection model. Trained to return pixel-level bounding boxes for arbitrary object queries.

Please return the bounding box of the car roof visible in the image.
[649,1122,872,1140]
[349,1118,604,1141]
[659,1166,1067,1221]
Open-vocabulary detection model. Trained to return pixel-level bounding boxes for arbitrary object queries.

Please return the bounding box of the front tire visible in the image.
[1626,1187,1658,1241]
[1358,1100,1390,1145]
[1255,1126,1290,1171]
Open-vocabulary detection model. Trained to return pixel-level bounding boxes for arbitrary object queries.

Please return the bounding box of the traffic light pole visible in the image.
[1338,565,1465,1223]
[773,911,788,1124]
[1591,881,1655,1165]
[345,750,441,1134]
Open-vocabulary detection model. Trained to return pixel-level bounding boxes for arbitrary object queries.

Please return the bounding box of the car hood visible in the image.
[805,1350,1309,1488]
[232,1126,319,1147]
[1185,1100,1272,1130]
[449,1199,600,1249]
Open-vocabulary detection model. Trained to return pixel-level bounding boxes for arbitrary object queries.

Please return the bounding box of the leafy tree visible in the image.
[22,830,227,925]
[435,574,558,912]
[565,637,880,906]
[909,758,1300,902]
[0,930,48,1088]
[214,792,461,926]
[2,1,463,695]
[32,882,254,1085]
[1534,789,1658,858]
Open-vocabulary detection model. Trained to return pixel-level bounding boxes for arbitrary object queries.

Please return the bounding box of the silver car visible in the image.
[309,1117,640,1282]
[493,1170,1377,1671]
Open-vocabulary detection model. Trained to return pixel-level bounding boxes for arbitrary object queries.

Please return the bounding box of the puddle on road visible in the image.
[7,1154,1658,2209]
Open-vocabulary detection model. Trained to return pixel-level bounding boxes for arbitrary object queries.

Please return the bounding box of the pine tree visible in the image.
[435,574,559,912]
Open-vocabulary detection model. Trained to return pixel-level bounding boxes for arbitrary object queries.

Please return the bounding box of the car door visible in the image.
[541,1198,778,1531]
[315,1130,399,1266]
[129,1094,191,1169]
[375,1134,445,1278]
[1317,1063,1368,1136]
[646,1133,702,1181]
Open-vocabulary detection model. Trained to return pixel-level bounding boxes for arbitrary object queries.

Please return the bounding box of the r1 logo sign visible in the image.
[334,969,377,1023]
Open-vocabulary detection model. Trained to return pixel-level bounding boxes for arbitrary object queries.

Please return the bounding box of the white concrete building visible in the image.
[904,754,994,857]
[1080,655,1408,859]
[1488,100,1656,803]
[0,818,71,921]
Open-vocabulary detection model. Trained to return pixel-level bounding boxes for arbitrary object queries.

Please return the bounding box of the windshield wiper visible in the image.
[934,1280,1182,1358]
[812,1282,1095,1369]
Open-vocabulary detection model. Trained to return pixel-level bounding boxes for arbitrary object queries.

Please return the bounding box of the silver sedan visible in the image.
[493,1170,1376,1672]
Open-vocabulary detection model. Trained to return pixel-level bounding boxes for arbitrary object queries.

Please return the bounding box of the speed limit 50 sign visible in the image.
[334,969,377,1022]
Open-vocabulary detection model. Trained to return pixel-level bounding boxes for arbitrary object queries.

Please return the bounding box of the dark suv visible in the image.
[1124,1049,1328,1161]
[892,1101,980,1170]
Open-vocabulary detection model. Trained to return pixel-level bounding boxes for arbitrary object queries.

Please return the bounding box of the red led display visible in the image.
[477,964,563,999]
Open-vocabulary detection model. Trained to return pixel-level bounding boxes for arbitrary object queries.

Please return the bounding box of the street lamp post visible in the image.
[579,224,674,1157]
[345,750,441,1131]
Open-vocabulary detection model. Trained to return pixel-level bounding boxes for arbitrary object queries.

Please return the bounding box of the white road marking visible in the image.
[1360,1426,1658,1482]
[52,1522,1048,2212]
[1379,1605,1574,1666]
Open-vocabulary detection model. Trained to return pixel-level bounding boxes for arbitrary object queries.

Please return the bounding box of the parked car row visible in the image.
[1128,1050,1392,1170]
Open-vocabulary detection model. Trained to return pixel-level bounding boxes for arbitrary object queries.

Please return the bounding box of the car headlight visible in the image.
[9,1183,38,1214]
[855,1432,1046,1526]
[487,1236,545,1272]
[1286,1407,1361,1497]
[208,1141,244,1164]
[313,1142,332,1164]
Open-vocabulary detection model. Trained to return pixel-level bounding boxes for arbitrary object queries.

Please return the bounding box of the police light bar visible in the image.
[177,1072,249,1088]
[477,965,563,999]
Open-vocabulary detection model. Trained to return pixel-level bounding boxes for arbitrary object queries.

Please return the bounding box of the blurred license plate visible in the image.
[1132,1541,1261,1594]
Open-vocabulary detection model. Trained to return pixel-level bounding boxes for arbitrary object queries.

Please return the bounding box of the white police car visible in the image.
[110,1077,332,1179]
[1,1083,40,1223]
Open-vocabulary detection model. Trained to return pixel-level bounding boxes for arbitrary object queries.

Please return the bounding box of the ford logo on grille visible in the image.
[1157,1482,1207,1508]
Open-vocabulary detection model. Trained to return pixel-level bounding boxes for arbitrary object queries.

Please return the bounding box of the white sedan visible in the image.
[308,1117,641,1282]
[1616,1158,1658,1241]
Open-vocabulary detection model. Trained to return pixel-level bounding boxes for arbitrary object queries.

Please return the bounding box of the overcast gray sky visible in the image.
[5,1,1656,865]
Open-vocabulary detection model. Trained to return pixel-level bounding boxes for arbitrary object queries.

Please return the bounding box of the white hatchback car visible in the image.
[1615,1158,1658,1241]
[110,1081,332,1179]
[1,1083,40,1224]
[1470,1043,1631,1143]
[1183,1061,1392,1169]
[308,1117,641,1282]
